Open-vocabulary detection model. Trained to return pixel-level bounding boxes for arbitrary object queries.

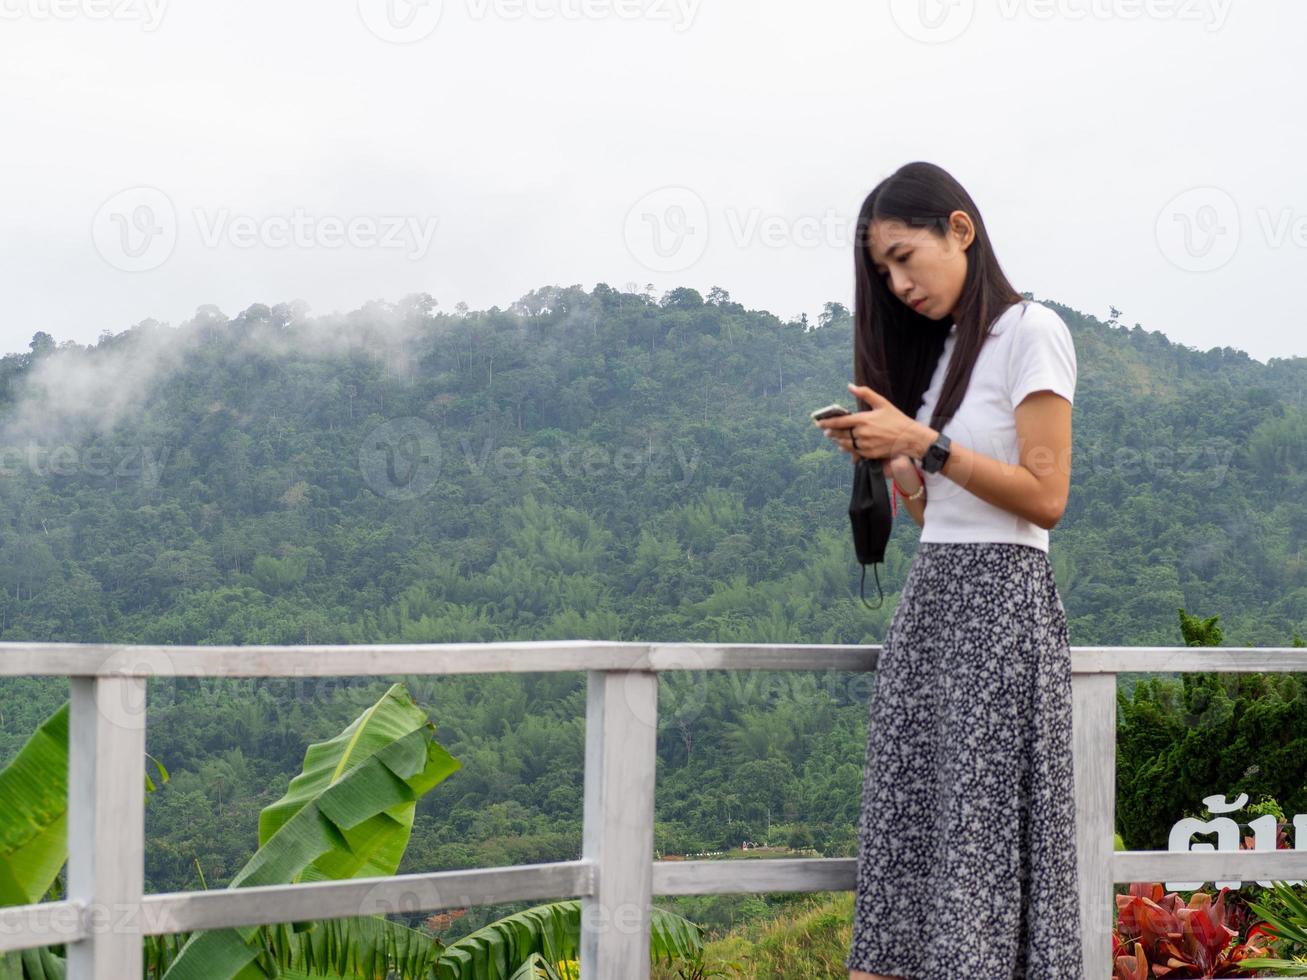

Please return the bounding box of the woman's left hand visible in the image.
[816,382,929,460]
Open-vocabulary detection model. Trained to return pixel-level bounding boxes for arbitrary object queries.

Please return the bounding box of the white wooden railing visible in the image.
[0,641,1304,979]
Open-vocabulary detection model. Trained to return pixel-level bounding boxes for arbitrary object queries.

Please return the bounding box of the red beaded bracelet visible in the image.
[890,466,926,517]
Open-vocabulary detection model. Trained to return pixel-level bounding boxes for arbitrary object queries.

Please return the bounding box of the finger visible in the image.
[847,382,886,406]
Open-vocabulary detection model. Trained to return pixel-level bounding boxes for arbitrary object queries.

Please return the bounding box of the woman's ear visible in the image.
[948,210,975,250]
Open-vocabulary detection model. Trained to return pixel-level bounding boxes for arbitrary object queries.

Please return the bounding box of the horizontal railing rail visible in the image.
[0,641,1302,978]
[2,640,1305,676]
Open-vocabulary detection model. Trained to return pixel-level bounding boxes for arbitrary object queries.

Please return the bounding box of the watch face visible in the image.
[923,437,949,473]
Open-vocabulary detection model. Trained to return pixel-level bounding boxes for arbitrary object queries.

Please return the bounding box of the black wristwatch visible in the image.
[919,432,952,474]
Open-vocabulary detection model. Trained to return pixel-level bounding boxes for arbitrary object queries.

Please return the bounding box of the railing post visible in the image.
[581,669,657,979]
[68,676,146,979]
[1072,673,1116,980]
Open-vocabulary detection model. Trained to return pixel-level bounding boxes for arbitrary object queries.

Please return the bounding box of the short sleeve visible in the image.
[1007,307,1076,410]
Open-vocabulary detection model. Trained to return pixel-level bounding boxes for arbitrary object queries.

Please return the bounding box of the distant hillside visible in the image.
[2,283,1304,648]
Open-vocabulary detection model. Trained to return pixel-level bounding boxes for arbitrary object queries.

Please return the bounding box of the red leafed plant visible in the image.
[1112,882,1277,978]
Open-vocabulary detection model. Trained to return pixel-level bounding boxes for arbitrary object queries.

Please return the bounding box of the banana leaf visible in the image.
[0,700,165,909]
[0,704,69,906]
[507,952,569,980]
[434,899,704,980]
[258,684,447,882]
[146,913,447,978]
[0,948,65,980]
[159,682,460,979]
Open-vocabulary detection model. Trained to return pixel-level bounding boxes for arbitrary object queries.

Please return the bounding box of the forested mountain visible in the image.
[1,282,1304,934]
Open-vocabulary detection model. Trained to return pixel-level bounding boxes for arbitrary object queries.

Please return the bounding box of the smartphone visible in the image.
[810,403,851,421]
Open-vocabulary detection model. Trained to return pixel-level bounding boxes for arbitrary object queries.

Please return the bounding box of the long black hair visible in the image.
[852,161,1023,440]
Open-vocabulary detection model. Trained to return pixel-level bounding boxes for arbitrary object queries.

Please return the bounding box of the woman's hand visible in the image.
[815,382,934,461]
[884,454,921,486]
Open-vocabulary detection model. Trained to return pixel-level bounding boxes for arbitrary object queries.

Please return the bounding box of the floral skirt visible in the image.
[845,542,1084,979]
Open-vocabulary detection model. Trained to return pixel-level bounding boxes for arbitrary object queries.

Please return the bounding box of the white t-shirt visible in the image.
[914,300,1077,552]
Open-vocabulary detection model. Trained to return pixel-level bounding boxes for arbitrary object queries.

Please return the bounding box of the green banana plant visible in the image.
[0,682,710,979]
[434,899,705,980]
[0,702,81,980]
[0,684,457,980]
[0,703,71,908]
[507,953,570,979]
[157,682,462,978]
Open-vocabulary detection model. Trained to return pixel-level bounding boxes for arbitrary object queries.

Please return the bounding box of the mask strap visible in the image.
[859,562,886,610]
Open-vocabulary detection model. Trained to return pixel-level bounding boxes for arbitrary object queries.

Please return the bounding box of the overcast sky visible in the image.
[2,1,1302,363]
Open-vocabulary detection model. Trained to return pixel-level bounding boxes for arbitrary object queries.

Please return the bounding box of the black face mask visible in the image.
[848,456,892,608]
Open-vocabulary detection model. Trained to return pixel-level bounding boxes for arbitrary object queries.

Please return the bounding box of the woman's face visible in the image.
[866,211,974,321]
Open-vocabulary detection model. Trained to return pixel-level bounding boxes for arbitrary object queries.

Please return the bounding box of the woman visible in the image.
[816,161,1084,979]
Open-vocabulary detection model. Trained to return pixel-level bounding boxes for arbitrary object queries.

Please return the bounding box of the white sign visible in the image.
[1166,792,1307,891]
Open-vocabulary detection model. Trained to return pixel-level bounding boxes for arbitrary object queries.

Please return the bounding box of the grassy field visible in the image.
[652,891,855,979]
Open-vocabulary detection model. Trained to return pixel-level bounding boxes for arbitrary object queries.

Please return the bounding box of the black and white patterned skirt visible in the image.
[845,541,1084,979]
